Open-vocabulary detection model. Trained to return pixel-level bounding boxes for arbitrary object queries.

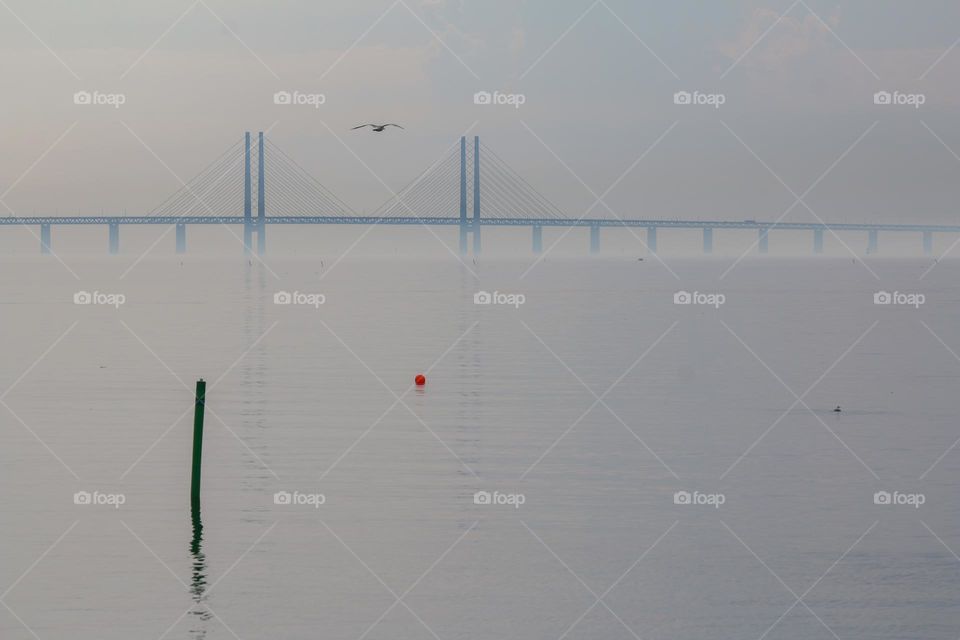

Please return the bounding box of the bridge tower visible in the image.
[244,132,252,254]
[257,131,266,255]
[243,131,266,255]
[459,136,481,255]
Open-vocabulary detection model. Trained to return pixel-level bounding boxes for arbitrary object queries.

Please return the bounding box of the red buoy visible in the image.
[415,374,426,386]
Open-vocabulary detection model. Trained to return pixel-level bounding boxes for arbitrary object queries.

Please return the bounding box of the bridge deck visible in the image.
[2,216,959,232]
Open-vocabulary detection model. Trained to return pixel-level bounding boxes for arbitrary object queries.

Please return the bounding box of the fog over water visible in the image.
[2,2,960,638]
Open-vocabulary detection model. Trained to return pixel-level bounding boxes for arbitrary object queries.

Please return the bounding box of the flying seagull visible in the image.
[351,124,404,132]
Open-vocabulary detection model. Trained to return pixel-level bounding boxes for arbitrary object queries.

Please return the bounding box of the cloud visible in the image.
[720,6,841,70]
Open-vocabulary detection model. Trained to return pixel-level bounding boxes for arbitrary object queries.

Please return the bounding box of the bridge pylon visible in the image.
[459,136,481,255]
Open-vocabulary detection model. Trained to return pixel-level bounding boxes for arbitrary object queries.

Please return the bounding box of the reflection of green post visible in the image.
[191,379,206,510]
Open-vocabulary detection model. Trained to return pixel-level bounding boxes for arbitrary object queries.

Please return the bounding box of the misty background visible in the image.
[0,0,958,243]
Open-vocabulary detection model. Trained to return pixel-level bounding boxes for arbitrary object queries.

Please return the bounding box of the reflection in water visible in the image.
[189,506,211,638]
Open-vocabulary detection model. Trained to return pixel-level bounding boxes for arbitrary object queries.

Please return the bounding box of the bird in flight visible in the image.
[351,123,404,132]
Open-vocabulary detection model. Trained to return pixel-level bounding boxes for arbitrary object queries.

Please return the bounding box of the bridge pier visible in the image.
[108,222,119,254]
[758,227,768,254]
[40,223,51,254]
[532,225,542,253]
[647,226,657,253]
[703,227,713,254]
[176,223,187,254]
[813,228,824,254]
[590,224,600,254]
[923,231,933,255]
[867,229,878,254]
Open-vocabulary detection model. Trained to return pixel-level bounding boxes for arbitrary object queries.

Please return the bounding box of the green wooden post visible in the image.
[191,379,206,509]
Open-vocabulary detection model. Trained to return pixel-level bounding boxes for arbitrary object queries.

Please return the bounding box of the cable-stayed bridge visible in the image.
[2,132,957,256]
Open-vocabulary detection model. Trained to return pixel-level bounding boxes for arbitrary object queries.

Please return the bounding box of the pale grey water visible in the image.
[1,256,958,639]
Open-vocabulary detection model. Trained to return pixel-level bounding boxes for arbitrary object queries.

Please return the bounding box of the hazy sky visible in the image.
[1,0,960,224]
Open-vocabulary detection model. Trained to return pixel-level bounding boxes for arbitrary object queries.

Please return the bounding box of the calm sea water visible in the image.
[1,255,958,639]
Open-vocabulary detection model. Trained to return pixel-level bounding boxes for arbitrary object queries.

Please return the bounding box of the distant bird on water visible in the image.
[352,123,404,133]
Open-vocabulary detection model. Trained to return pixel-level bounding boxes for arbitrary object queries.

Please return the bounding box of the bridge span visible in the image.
[4,132,954,256]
